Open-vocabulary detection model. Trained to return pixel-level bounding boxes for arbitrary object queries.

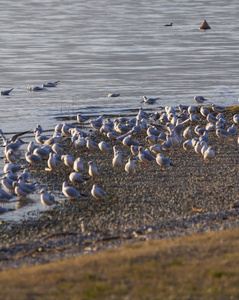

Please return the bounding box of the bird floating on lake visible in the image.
[108,93,120,97]
[164,23,173,26]
[1,88,13,96]
[42,81,60,87]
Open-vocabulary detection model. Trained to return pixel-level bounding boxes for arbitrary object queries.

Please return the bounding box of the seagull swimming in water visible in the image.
[1,88,13,96]
[108,93,120,97]
[42,81,60,87]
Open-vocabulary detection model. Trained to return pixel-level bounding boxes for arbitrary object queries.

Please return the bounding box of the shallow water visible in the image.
[1,0,239,221]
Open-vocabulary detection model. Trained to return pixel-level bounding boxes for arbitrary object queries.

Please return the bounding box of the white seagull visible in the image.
[62,182,82,203]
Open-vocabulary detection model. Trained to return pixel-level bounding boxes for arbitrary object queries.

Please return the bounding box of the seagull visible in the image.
[61,154,74,168]
[73,157,84,173]
[206,113,217,124]
[4,162,22,174]
[74,135,87,151]
[188,106,197,114]
[91,184,108,203]
[107,131,121,141]
[149,144,163,155]
[194,141,203,156]
[212,104,227,113]
[189,113,201,123]
[98,141,112,152]
[52,143,64,155]
[62,182,82,203]
[77,113,89,124]
[33,147,50,159]
[183,126,192,140]
[108,93,120,97]
[130,145,139,156]
[142,96,159,105]
[138,146,156,168]
[200,106,211,118]
[69,172,85,186]
[194,96,207,105]
[25,151,42,166]
[42,80,60,87]
[156,153,174,170]
[5,148,17,163]
[88,161,100,180]
[89,116,104,131]
[13,182,34,199]
[227,124,237,135]
[205,122,216,132]
[216,129,232,140]
[125,157,136,174]
[112,151,124,171]
[122,135,140,147]
[161,134,173,151]
[200,141,208,156]
[38,189,56,210]
[233,114,239,124]
[47,152,60,172]
[204,146,215,163]
[183,140,193,152]
[1,88,13,96]
[85,137,99,152]
[27,85,45,91]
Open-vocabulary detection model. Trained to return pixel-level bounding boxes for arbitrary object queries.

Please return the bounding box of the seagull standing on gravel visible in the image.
[69,172,85,186]
[85,137,99,152]
[88,161,100,181]
[125,157,136,174]
[156,153,174,170]
[25,151,42,166]
[112,150,124,171]
[98,141,112,152]
[73,157,84,173]
[203,146,215,163]
[62,182,82,203]
[91,184,108,203]
[138,146,156,168]
[212,104,227,113]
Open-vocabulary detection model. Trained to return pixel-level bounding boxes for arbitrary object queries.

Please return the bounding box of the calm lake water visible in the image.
[1,0,239,220]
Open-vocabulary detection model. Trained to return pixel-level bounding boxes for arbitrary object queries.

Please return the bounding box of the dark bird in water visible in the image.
[165,23,173,27]
[1,88,13,96]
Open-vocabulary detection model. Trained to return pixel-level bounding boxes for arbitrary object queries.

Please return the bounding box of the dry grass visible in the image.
[1,229,239,299]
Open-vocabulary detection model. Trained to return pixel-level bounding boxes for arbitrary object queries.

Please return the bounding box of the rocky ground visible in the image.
[0,107,238,270]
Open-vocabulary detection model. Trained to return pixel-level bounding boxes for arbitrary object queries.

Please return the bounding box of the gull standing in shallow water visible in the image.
[39,189,56,210]
[62,182,82,203]
[194,96,207,105]
[91,184,108,203]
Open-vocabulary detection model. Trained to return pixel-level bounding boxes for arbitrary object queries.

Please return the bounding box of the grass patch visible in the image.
[1,229,239,299]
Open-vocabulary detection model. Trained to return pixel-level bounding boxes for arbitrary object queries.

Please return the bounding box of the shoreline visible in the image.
[0,105,238,270]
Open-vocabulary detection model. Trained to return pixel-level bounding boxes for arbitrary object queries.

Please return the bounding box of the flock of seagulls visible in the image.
[0,81,60,96]
[0,92,238,213]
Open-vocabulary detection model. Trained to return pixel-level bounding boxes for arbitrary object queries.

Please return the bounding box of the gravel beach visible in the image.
[0,106,238,270]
